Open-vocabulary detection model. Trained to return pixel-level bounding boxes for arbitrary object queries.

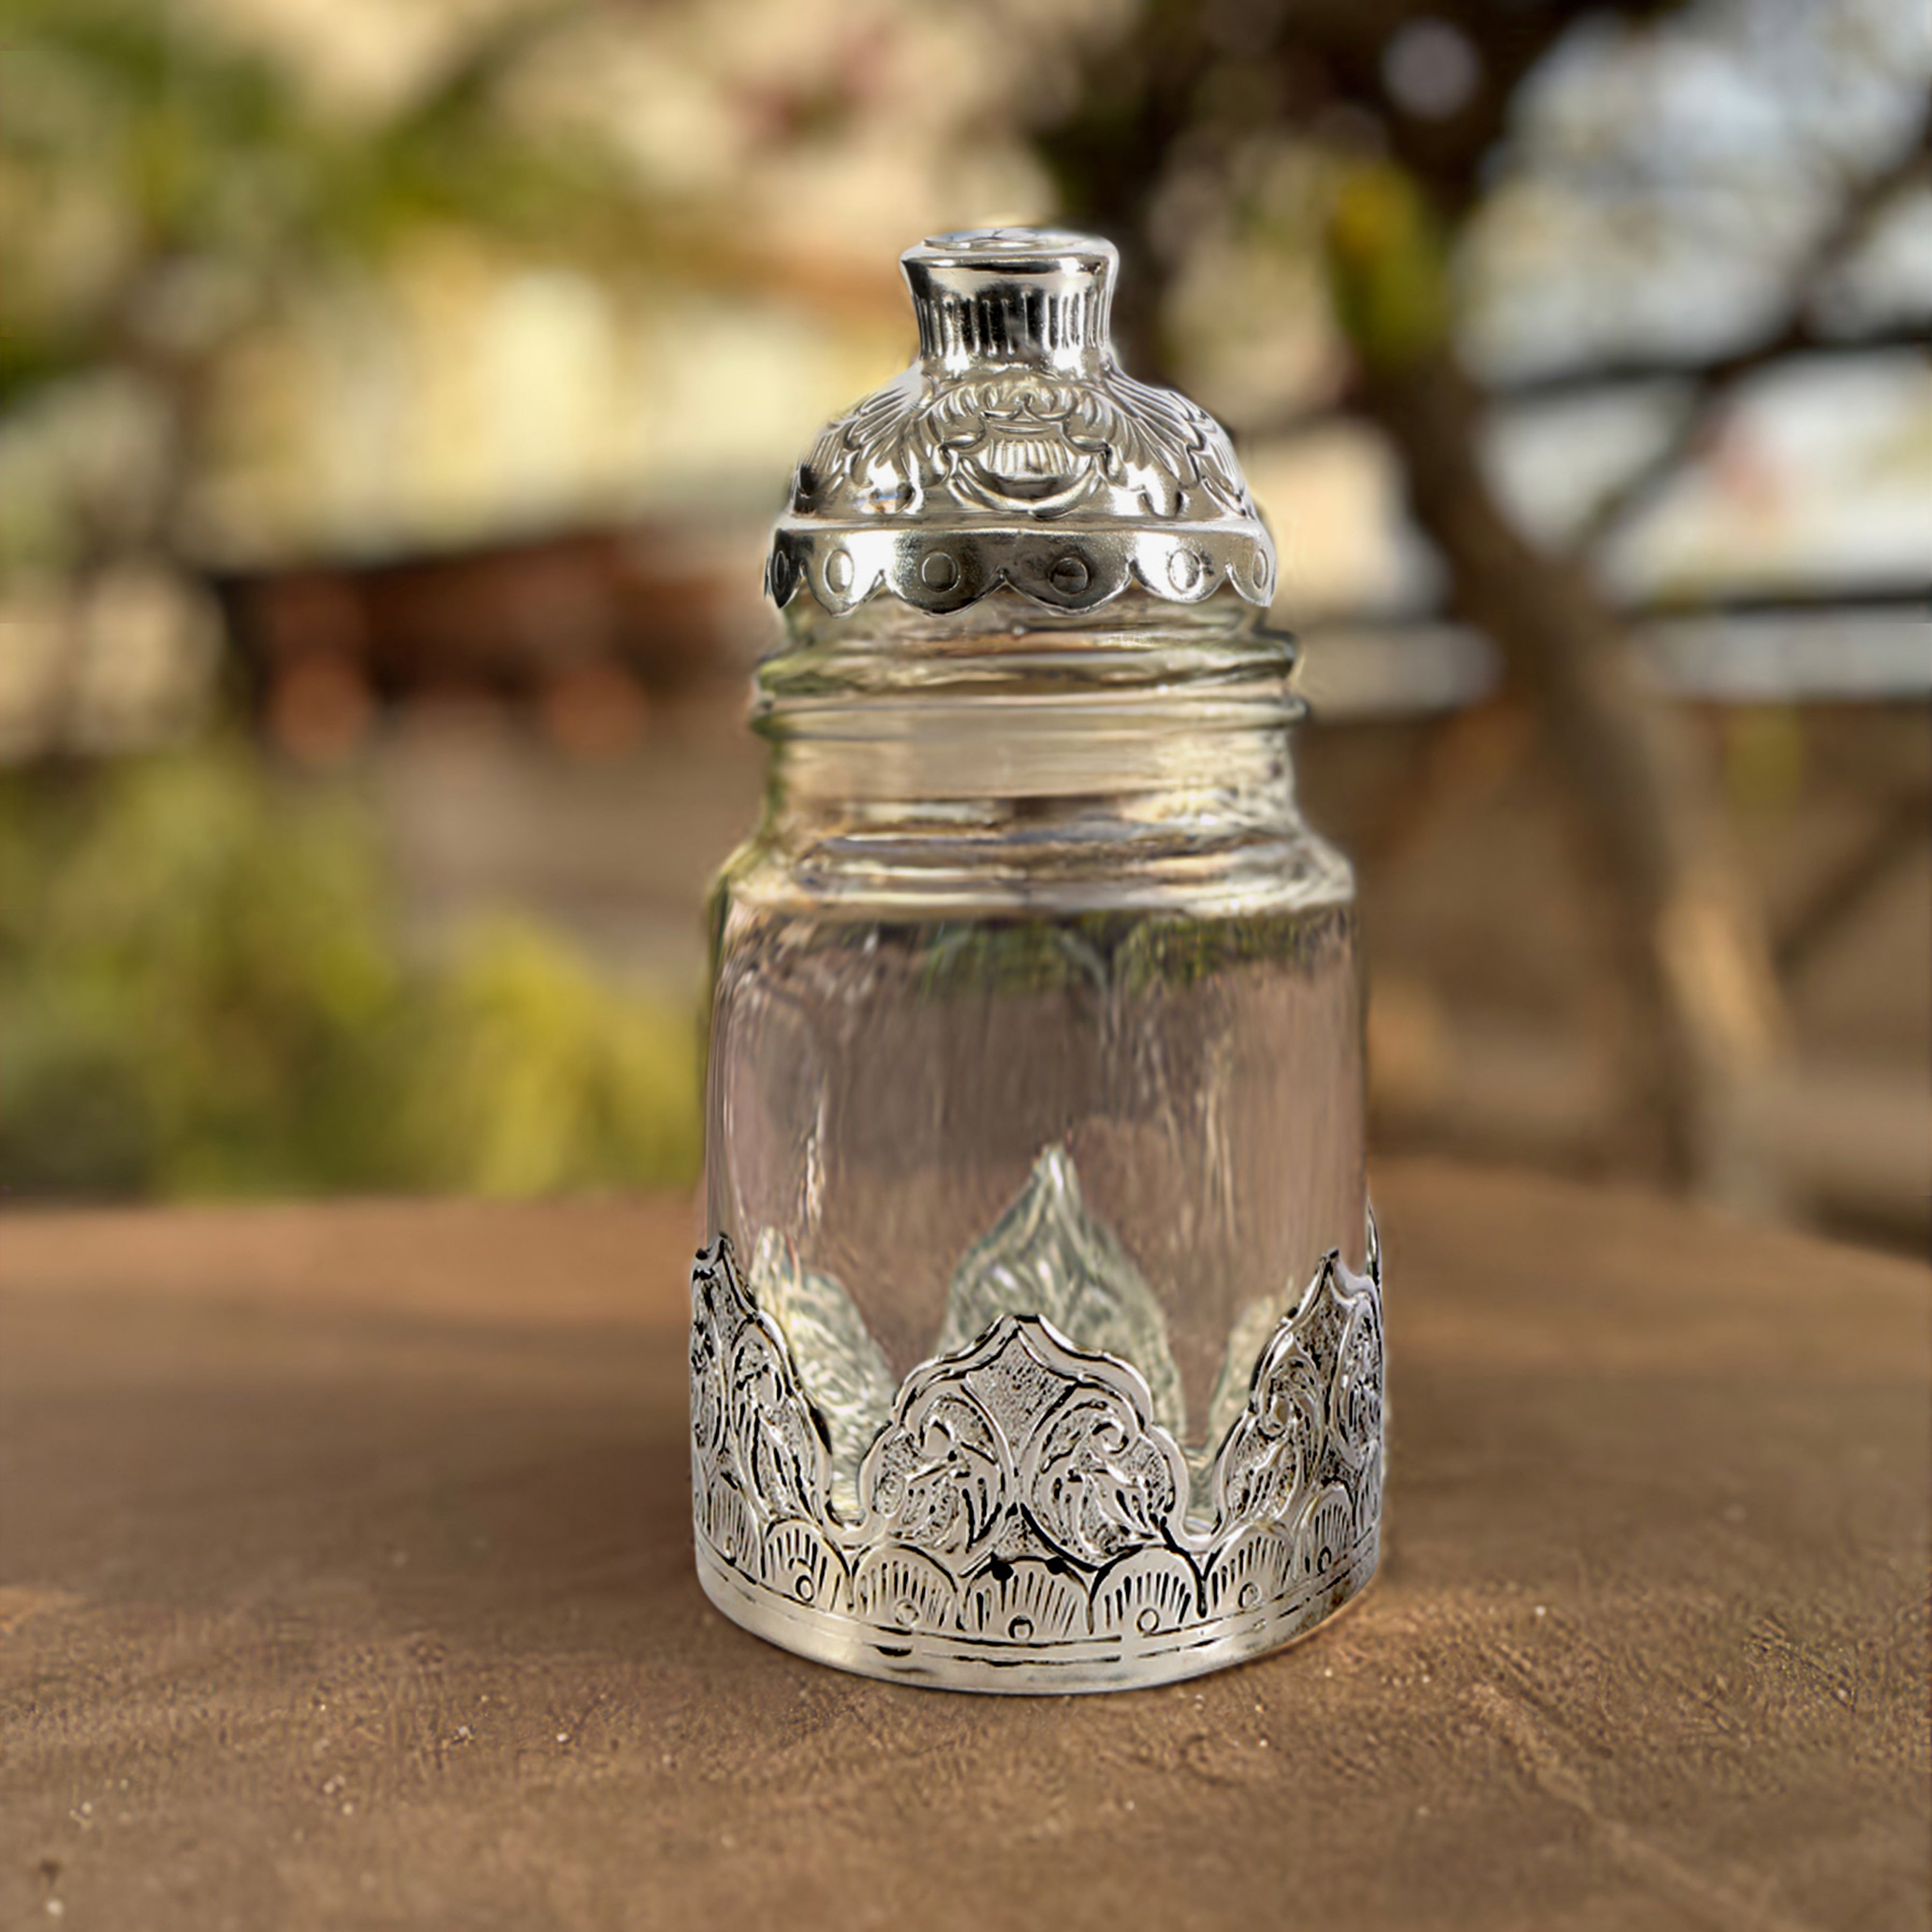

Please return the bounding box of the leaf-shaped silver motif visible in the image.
[1102,369,1255,518]
[936,1145,1188,1447]
[852,1312,1191,1567]
[1023,1387,1185,1565]
[1196,1293,1291,1489]
[795,367,929,519]
[749,1228,898,1519]
[1208,1322,1323,1529]
[860,1387,1009,1559]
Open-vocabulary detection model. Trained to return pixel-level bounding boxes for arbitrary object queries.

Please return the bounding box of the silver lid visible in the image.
[767,227,1277,619]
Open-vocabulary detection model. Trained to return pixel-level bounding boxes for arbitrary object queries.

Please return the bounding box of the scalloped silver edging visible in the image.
[767,519,1276,617]
[688,1214,1382,1694]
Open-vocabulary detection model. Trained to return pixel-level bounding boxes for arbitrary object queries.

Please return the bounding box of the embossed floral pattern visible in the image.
[792,365,1258,528]
[687,1207,1382,1661]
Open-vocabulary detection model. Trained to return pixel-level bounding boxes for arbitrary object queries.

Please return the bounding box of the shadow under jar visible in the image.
[691,228,1381,1693]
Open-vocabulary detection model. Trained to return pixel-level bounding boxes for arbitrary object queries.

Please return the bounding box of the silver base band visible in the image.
[688,1177,1383,1695]
[696,1526,1376,1695]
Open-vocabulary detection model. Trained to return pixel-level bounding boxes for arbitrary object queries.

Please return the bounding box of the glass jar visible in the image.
[690,229,1380,1693]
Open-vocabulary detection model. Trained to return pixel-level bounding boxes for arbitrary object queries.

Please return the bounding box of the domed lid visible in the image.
[766,227,1277,619]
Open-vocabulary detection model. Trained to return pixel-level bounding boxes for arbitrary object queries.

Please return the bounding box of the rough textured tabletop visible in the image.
[1,1161,1926,1932]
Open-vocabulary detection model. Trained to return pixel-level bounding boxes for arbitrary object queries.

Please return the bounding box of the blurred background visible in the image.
[0,0,1925,1248]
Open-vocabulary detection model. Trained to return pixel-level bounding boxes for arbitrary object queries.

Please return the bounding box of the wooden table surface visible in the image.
[2,1161,1926,1932]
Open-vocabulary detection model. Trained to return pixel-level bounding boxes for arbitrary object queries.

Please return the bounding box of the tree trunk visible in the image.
[1363,351,1787,1204]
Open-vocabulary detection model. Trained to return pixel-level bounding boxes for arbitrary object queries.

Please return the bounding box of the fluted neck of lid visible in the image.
[767,225,1277,621]
[903,227,1116,374]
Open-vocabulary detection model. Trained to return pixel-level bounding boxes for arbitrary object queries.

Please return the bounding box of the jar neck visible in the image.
[738,592,1340,916]
[766,685,1301,824]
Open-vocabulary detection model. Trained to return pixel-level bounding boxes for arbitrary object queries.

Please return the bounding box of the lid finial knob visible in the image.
[902,227,1118,372]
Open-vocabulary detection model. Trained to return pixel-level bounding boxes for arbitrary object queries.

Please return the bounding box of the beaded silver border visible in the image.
[688,1209,1381,1694]
[766,519,1275,618]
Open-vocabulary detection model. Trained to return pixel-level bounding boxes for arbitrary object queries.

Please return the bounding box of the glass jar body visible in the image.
[701,624,1364,1512]
[689,609,1381,1690]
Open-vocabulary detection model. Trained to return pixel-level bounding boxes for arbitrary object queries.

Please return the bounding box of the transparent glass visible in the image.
[702,591,1364,1512]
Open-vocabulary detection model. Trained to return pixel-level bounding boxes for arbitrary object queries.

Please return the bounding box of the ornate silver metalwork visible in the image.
[700,227,1369,1693]
[935,1146,1187,1449]
[689,1189,1382,1694]
[767,227,1277,617]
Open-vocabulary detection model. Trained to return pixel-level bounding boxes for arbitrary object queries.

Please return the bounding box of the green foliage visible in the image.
[0,0,647,413]
[0,2,710,1200]
[0,748,700,1199]
[1323,161,1454,373]
[404,917,702,1199]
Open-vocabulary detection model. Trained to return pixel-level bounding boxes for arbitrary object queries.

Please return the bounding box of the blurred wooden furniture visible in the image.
[2,1164,1925,1930]
[213,520,761,763]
